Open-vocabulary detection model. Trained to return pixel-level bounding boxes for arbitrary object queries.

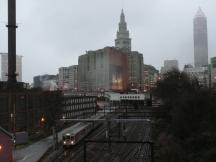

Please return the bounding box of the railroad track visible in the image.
[50,109,154,162]
[109,121,152,162]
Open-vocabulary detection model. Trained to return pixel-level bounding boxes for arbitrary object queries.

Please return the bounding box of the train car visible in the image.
[62,113,104,148]
[62,123,92,147]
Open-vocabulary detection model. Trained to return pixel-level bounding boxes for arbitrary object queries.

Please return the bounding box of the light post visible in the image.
[12,103,16,134]
[74,67,78,91]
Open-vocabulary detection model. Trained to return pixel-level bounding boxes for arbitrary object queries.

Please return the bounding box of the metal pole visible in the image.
[118,116,121,138]
[52,126,58,151]
[151,143,154,162]
[13,103,16,134]
[84,140,87,162]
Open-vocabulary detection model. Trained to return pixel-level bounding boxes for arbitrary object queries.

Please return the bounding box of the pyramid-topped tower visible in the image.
[193,7,208,67]
[195,7,206,18]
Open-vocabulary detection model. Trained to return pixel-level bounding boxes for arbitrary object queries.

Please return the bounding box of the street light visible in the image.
[41,117,45,122]
[40,116,46,128]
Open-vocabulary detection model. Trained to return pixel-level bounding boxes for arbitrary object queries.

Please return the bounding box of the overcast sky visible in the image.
[0,0,216,83]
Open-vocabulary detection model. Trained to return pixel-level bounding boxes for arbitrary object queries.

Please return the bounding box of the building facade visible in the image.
[33,74,57,91]
[194,8,208,67]
[78,47,128,91]
[62,95,97,120]
[128,52,144,89]
[58,67,69,90]
[68,65,78,90]
[161,60,179,74]
[0,53,22,82]
[184,66,209,87]
[210,57,216,88]
[58,65,78,90]
[143,64,159,92]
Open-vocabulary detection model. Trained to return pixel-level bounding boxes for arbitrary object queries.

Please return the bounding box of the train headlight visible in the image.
[71,141,74,144]
[63,141,66,144]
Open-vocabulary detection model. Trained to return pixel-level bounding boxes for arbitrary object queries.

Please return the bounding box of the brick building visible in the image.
[0,127,13,162]
[0,90,62,133]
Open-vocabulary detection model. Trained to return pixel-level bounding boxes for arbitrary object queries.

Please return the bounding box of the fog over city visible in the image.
[0,0,216,82]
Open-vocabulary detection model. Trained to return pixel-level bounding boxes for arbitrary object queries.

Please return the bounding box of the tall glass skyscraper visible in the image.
[193,8,208,67]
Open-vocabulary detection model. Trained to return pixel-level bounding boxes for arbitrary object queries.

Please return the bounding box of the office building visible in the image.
[57,65,78,90]
[62,95,97,120]
[58,67,69,90]
[161,60,179,74]
[33,74,57,91]
[184,66,209,87]
[78,47,128,91]
[194,8,208,67]
[0,53,22,82]
[68,65,78,90]
[128,52,144,89]
[143,64,159,92]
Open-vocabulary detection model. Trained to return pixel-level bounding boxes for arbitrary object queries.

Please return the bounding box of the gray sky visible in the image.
[0,0,216,83]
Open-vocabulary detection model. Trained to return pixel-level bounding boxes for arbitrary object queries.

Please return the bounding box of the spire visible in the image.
[117,9,128,35]
[195,7,206,18]
[120,9,125,23]
[115,9,131,51]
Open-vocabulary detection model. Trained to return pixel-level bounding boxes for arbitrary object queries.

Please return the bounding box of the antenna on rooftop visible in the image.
[121,0,125,10]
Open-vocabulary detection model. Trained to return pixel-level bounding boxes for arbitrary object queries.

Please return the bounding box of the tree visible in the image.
[41,91,62,132]
[153,70,216,162]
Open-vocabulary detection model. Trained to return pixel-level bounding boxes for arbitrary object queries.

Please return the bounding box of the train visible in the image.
[62,113,104,148]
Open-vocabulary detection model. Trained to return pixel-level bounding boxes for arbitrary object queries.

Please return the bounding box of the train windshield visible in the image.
[63,134,71,140]
[63,134,75,140]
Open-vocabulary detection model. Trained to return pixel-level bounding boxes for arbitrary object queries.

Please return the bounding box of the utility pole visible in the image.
[52,126,58,150]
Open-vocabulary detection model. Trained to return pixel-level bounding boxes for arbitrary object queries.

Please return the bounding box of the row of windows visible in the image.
[63,101,95,106]
[63,103,96,111]
[63,110,95,118]
[212,63,216,68]
[64,98,96,104]
[64,107,95,112]
[120,96,141,99]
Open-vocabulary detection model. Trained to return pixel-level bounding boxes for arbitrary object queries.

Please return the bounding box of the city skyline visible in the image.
[0,0,216,82]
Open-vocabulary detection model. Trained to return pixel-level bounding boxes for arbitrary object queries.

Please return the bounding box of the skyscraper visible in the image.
[161,60,179,74]
[115,9,131,52]
[115,9,143,90]
[0,53,22,82]
[194,8,208,67]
